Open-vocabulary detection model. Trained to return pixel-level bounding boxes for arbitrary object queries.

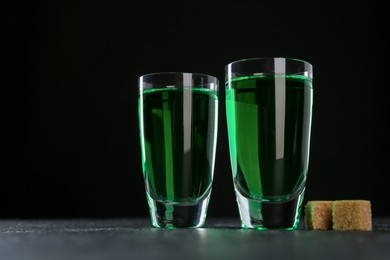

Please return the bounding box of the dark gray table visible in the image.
[1,218,389,260]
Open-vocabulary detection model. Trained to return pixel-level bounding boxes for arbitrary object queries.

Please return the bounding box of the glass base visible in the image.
[235,189,305,230]
[146,193,210,228]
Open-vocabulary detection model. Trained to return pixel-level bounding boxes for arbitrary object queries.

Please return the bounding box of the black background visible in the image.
[3,0,389,218]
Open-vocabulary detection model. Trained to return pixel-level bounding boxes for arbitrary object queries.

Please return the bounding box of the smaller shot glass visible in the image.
[138,72,219,228]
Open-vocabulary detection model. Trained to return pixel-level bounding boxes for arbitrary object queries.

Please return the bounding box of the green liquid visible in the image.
[226,75,313,201]
[139,88,218,204]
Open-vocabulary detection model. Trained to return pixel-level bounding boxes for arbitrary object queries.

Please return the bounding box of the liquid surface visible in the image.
[226,75,312,201]
[139,88,218,204]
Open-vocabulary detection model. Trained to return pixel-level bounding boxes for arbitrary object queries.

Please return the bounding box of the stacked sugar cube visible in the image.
[305,200,372,231]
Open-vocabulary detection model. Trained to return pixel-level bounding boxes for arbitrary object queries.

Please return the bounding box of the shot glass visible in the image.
[225,58,313,229]
[138,72,219,228]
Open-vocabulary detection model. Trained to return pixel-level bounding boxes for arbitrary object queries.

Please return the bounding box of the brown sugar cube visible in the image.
[305,201,333,230]
[332,200,372,231]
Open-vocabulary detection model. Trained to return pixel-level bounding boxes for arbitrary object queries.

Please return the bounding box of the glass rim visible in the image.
[225,57,313,69]
[138,71,219,92]
[138,71,218,81]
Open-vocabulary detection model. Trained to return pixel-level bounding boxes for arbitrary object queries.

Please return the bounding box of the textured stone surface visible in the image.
[0,218,389,260]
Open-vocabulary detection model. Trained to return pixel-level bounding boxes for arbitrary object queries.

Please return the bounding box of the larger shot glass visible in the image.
[225,58,313,229]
